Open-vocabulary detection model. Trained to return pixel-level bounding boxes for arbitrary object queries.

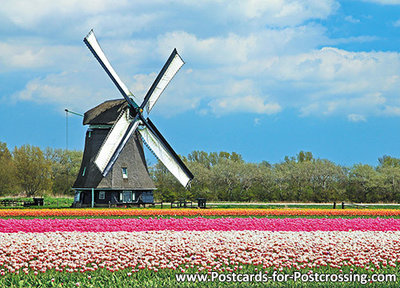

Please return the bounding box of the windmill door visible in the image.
[111,192,119,204]
[122,191,132,203]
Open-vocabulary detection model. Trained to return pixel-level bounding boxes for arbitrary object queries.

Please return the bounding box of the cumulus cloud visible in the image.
[12,71,115,112]
[157,24,329,64]
[0,0,130,30]
[265,48,400,117]
[0,0,339,38]
[128,71,202,116]
[0,41,83,71]
[348,114,367,122]
[344,15,360,23]
[362,0,400,4]
[9,30,400,120]
[2,0,400,122]
[220,0,339,27]
[209,95,282,115]
[382,106,400,116]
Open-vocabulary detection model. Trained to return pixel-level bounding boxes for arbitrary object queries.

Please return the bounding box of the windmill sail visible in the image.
[138,119,193,188]
[85,29,193,188]
[84,30,138,109]
[143,49,184,114]
[95,110,138,174]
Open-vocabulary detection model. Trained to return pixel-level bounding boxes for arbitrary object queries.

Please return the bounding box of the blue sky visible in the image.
[1,0,400,166]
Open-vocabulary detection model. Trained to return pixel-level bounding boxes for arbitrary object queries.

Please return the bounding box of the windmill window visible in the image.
[122,167,128,179]
[99,191,105,200]
[74,191,81,203]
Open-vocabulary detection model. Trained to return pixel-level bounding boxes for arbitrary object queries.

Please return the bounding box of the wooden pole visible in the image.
[91,188,94,208]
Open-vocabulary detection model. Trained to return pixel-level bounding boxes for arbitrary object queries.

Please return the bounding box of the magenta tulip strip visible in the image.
[1,217,400,233]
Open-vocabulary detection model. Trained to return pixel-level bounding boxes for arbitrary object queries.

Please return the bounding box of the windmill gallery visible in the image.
[72,30,194,207]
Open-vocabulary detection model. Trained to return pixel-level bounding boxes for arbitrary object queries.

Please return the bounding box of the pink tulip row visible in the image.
[0,230,398,275]
[1,217,400,233]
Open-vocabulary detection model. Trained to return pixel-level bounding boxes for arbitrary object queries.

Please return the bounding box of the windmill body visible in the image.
[72,30,193,207]
[73,100,156,206]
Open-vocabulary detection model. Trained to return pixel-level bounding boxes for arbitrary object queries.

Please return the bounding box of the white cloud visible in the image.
[156,25,329,67]
[382,106,400,115]
[348,114,367,122]
[12,71,116,113]
[0,41,83,71]
[209,95,282,115]
[344,15,360,23]
[362,0,400,4]
[9,31,400,120]
[0,0,130,29]
[128,71,202,116]
[264,48,400,118]
[0,0,339,39]
[271,47,396,82]
[326,36,378,45]
[11,62,202,117]
[223,0,339,27]
[3,0,400,123]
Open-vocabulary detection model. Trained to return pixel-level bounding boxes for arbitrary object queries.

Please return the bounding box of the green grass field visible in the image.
[1,196,399,210]
[1,266,398,287]
[0,196,73,209]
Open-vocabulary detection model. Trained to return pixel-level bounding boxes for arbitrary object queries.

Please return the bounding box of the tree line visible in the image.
[1,141,400,203]
[153,151,400,203]
[0,142,82,197]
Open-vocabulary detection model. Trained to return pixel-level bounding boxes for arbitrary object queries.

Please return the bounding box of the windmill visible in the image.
[72,30,193,207]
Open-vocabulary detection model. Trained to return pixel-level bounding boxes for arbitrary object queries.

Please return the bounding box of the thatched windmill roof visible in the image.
[83,99,128,125]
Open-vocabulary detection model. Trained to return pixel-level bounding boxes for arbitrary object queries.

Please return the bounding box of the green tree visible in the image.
[378,155,400,168]
[153,150,400,203]
[186,160,214,200]
[297,151,313,163]
[309,159,346,202]
[0,142,16,195]
[377,156,400,202]
[273,153,346,202]
[377,166,400,202]
[210,158,256,201]
[273,160,296,201]
[211,159,239,201]
[151,160,190,202]
[45,148,82,195]
[188,151,212,169]
[13,145,52,197]
[347,164,384,202]
[250,163,275,201]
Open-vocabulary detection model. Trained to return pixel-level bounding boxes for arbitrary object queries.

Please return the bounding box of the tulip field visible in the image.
[0,209,400,287]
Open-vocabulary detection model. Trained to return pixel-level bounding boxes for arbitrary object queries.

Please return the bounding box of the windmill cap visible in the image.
[83,99,129,125]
